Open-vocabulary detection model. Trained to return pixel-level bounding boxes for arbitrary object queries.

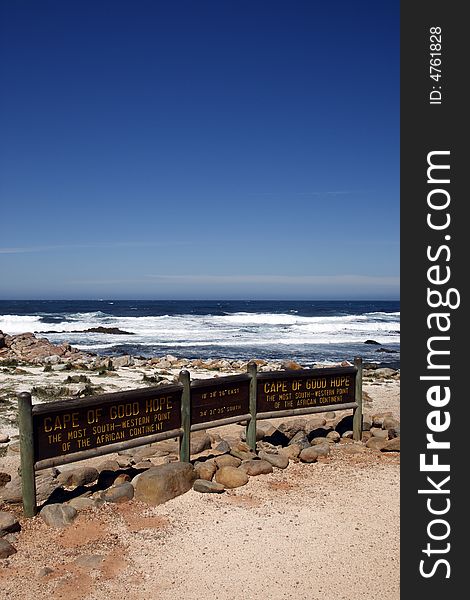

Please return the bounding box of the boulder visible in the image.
[194,460,217,481]
[279,443,302,460]
[1,471,60,505]
[0,472,11,487]
[214,455,242,469]
[40,504,78,528]
[57,466,99,488]
[230,441,258,461]
[215,466,249,489]
[101,482,134,503]
[299,447,319,463]
[258,451,289,469]
[193,479,225,494]
[281,360,303,370]
[288,431,310,449]
[277,418,308,440]
[134,463,196,506]
[238,460,273,476]
[309,442,330,457]
[365,437,387,451]
[190,431,212,455]
[326,431,341,443]
[0,512,20,537]
[0,538,16,558]
[370,428,389,440]
[381,438,400,452]
[382,417,400,430]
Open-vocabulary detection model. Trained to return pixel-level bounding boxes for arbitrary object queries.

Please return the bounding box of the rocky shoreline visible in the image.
[0,330,400,566]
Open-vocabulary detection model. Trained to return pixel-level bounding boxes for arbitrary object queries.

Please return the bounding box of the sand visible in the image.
[0,379,399,600]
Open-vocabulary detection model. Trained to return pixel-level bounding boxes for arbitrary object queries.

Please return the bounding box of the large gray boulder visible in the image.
[134,463,196,506]
[40,504,78,528]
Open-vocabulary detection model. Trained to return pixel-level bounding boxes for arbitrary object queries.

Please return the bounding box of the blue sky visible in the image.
[0,0,399,300]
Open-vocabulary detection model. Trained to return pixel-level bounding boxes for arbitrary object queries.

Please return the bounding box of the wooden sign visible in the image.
[190,374,250,424]
[32,385,182,462]
[257,366,356,413]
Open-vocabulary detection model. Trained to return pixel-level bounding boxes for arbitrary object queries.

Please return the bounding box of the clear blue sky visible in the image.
[0,0,399,300]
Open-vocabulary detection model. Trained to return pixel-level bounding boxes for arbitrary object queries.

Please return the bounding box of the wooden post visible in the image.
[353,357,363,441]
[17,392,37,517]
[246,361,258,451]
[179,370,191,462]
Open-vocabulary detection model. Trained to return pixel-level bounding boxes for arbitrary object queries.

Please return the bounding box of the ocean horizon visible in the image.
[0,299,400,368]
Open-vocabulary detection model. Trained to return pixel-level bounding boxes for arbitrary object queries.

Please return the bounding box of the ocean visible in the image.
[0,300,400,368]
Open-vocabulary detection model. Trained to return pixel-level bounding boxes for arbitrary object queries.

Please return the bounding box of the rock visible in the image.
[0,512,20,537]
[311,436,330,446]
[101,482,134,503]
[288,431,310,449]
[214,455,242,469]
[57,467,99,488]
[193,479,225,493]
[342,430,354,439]
[214,439,231,453]
[40,504,78,528]
[0,433,10,444]
[194,460,217,481]
[110,355,134,368]
[1,471,60,505]
[68,496,103,511]
[85,327,133,335]
[0,472,11,487]
[362,418,372,431]
[279,443,302,460]
[258,451,289,469]
[381,437,400,452]
[229,442,258,461]
[326,431,341,443]
[190,431,212,455]
[365,437,387,451]
[6,441,20,456]
[362,432,372,443]
[309,442,330,457]
[238,459,273,476]
[299,447,319,463]
[281,360,303,370]
[370,428,389,440]
[364,339,380,345]
[133,460,154,470]
[215,466,249,489]
[0,538,17,558]
[388,426,401,439]
[372,412,394,428]
[134,463,196,506]
[369,368,398,379]
[382,417,400,430]
[114,473,131,485]
[277,418,308,440]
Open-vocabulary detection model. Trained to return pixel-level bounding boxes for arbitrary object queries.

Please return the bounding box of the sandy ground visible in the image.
[0,380,399,600]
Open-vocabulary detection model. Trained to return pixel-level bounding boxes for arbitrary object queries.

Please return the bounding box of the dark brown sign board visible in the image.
[257,366,357,413]
[190,374,250,425]
[32,384,183,463]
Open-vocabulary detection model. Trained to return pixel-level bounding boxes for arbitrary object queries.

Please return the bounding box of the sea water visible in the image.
[0,300,400,367]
